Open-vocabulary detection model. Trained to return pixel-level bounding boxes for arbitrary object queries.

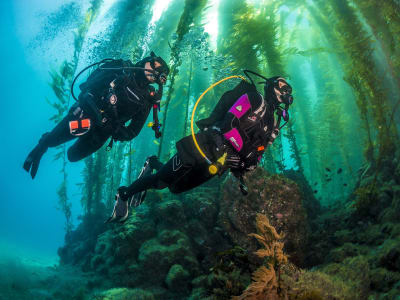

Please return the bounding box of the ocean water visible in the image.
[1,0,399,299]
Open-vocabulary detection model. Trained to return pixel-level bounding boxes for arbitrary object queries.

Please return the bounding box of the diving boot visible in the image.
[23,134,49,179]
[105,186,131,223]
[129,155,160,207]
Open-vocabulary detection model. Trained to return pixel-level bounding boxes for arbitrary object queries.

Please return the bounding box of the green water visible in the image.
[1,0,400,299]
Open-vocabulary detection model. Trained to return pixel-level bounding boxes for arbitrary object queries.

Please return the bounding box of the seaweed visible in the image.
[47,61,74,234]
[352,183,378,217]
[326,0,398,161]
[157,0,208,157]
[285,122,304,173]
[234,213,288,300]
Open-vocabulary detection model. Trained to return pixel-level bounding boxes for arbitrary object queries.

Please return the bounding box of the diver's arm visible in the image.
[196,80,256,130]
[219,89,264,130]
[123,112,149,140]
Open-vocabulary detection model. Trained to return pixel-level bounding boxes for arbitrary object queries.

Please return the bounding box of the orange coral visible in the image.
[233,214,288,300]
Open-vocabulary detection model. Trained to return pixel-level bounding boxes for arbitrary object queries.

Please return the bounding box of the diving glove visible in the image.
[23,134,49,179]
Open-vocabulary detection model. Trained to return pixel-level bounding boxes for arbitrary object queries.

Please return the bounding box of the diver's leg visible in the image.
[67,128,110,162]
[119,156,176,198]
[106,155,187,223]
[23,112,77,179]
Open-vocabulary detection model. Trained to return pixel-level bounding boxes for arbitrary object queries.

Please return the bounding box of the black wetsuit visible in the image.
[38,59,158,162]
[121,80,279,198]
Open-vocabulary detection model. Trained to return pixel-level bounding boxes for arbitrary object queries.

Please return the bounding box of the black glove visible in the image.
[113,125,132,141]
[225,147,243,170]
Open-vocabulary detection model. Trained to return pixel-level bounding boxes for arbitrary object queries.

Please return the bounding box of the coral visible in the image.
[233,213,288,300]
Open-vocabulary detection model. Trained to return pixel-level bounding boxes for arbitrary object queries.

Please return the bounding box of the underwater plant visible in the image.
[321,0,397,162]
[47,61,74,233]
[157,0,208,158]
[45,0,104,228]
[352,183,379,217]
[234,213,288,300]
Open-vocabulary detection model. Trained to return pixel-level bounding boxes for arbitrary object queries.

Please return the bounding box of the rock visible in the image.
[185,220,208,247]
[137,231,197,284]
[157,229,187,245]
[154,199,186,227]
[283,169,321,220]
[182,191,218,230]
[218,168,309,266]
[91,288,154,300]
[165,264,190,292]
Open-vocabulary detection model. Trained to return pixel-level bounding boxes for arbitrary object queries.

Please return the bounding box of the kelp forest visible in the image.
[5,0,400,299]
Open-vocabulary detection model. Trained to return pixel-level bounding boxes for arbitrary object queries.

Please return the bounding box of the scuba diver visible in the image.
[107,71,294,223]
[23,51,170,179]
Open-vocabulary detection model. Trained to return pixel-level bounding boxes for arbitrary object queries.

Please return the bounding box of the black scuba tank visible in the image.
[78,59,132,96]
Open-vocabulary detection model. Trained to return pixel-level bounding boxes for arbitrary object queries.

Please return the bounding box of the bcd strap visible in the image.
[69,119,91,136]
[152,104,162,138]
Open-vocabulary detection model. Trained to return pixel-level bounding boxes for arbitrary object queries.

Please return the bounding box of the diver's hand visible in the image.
[152,123,162,138]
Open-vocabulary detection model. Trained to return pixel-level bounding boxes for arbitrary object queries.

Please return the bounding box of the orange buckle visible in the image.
[81,118,91,129]
[69,120,79,131]
[257,146,265,151]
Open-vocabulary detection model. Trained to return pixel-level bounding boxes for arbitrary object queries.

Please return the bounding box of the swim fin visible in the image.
[105,156,159,224]
[105,188,130,223]
[129,156,156,207]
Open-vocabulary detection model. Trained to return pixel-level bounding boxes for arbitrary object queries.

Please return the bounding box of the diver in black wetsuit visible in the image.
[107,72,294,222]
[23,52,169,179]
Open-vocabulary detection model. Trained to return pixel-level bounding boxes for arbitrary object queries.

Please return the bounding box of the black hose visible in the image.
[70,58,160,102]
[243,69,269,86]
[70,58,115,101]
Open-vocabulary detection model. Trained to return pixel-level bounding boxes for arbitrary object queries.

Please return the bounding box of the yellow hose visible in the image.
[190,75,246,165]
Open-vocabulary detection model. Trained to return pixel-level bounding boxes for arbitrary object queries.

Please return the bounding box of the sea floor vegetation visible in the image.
[5,149,396,300]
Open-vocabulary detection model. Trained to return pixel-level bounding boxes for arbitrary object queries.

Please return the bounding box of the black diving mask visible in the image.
[281,93,294,105]
[151,63,169,85]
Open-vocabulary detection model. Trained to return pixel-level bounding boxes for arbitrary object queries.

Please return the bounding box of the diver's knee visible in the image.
[67,148,82,162]
[154,179,168,190]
